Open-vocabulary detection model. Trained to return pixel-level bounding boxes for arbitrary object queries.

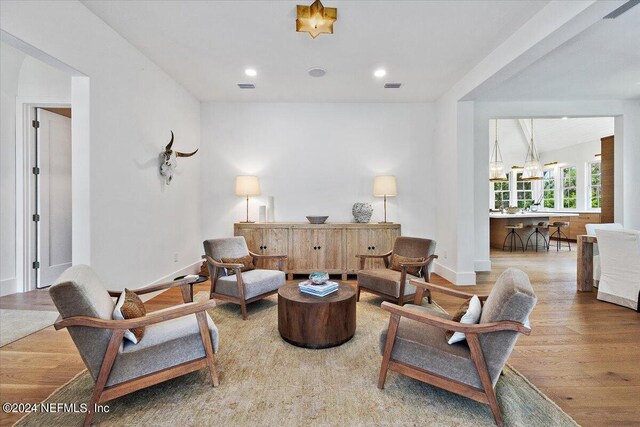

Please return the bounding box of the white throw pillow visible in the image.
[447,295,482,345]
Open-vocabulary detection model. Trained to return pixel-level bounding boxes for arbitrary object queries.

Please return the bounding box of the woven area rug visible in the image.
[0,309,59,347]
[18,293,578,426]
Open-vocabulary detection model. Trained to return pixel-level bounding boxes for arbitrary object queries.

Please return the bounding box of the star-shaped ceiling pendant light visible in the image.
[296,0,337,39]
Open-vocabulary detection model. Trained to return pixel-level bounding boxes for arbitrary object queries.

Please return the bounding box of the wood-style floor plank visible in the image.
[1,250,639,427]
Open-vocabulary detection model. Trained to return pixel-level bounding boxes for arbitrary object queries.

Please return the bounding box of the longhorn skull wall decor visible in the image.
[159,130,198,185]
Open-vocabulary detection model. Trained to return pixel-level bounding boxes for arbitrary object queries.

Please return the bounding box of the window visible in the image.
[589,161,601,209]
[516,172,533,208]
[493,179,510,209]
[562,166,577,208]
[543,169,555,209]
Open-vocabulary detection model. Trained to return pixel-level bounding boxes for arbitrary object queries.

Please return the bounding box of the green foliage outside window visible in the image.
[562,167,577,208]
[590,162,601,208]
[493,181,510,209]
[516,172,533,209]
[543,169,555,209]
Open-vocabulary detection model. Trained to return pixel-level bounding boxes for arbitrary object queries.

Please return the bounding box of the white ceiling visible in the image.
[82,0,549,102]
[490,117,615,161]
[479,3,640,101]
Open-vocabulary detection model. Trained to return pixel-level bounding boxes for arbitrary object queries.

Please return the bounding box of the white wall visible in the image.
[486,119,611,211]
[1,41,72,296]
[434,1,621,282]
[539,139,601,211]
[18,55,71,98]
[473,100,640,271]
[1,1,202,291]
[0,42,24,295]
[200,103,437,241]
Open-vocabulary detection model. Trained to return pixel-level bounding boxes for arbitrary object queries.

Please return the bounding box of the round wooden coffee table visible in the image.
[278,281,356,349]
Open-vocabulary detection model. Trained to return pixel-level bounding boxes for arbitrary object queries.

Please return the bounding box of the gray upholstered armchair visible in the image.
[49,265,219,427]
[204,236,287,320]
[378,268,536,426]
[357,236,437,305]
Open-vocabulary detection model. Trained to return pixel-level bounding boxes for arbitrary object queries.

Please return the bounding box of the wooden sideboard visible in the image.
[234,223,401,280]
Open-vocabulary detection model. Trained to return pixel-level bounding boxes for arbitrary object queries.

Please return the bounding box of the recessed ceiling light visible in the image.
[244,68,257,77]
[308,67,326,77]
[374,69,386,78]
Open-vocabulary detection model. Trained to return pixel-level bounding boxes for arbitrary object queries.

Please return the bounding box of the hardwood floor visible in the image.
[1,250,638,426]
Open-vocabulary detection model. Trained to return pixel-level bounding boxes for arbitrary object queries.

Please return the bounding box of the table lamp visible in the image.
[235,176,261,223]
[374,175,397,224]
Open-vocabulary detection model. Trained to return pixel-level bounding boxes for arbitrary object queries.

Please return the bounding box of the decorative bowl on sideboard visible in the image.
[306,216,329,224]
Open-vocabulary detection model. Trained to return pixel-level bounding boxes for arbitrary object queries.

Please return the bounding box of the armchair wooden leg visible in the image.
[240,301,248,320]
[397,294,404,306]
[378,314,400,389]
[196,312,219,387]
[467,334,504,427]
[356,285,361,302]
[486,387,503,427]
[414,287,425,305]
[84,330,124,426]
[180,283,193,303]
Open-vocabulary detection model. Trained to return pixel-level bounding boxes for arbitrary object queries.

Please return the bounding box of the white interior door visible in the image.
[37,109,72,287]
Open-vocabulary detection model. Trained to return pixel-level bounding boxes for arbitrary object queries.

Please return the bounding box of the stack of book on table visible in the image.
[298,280,339,297]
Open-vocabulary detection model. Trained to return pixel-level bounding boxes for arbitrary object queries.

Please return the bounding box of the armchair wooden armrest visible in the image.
[409,279,489,305]
[108,277,192,298]
[380,301,530,335]
[54,300,218,331]
[249,251,287,259]
[249,252,287,271]
[205,255,243,270]
[399,254,439,268]
[356,251,392,259]
[356,250,392,270]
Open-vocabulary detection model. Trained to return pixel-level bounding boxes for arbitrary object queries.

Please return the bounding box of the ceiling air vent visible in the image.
[384,83,402,89]
[603,0,638,19]
[237,83,256,89]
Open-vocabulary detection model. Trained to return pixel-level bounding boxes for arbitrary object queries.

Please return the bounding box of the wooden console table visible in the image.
[577,235,597,292]
[234,222,401,280]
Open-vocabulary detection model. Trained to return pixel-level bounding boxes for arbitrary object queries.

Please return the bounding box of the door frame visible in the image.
[4,31,91,295]
[15,98,71,291]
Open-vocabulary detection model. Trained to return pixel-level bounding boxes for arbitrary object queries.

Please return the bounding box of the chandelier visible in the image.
[522,118,543,181]
[489,120,508,182]
[296,0,337,39]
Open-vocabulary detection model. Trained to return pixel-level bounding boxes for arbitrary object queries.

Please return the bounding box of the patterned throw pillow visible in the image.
[446,295,482,344]
[390,254,425,277]
[221,255,255,276]
[113,289,147,344]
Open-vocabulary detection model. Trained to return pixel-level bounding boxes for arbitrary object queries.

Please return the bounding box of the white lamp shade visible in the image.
[373,175,397,196]
[235,175,261,196]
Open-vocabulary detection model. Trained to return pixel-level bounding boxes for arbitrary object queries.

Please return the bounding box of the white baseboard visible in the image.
[137,260,203,302]
[455,271,477,286]
[474,259,492,272]
[433,262,456,284]
[433,262,476,286]
[0,277,18,297]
